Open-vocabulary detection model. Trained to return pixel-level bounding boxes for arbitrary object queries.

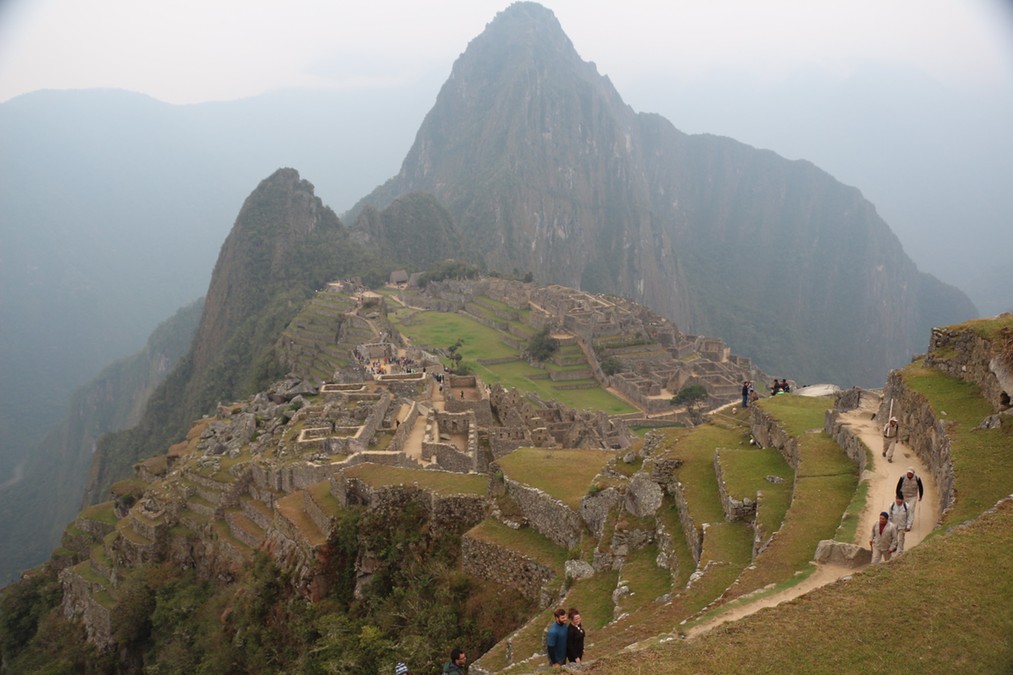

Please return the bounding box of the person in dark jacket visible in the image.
[546,607,568,667]
[566,607,585,664]
[443,647,466,674]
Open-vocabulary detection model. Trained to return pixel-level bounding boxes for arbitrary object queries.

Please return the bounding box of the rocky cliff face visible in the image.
[353,1,976,386]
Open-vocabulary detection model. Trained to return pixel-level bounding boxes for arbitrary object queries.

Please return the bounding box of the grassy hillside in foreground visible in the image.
[592,498,1013,674]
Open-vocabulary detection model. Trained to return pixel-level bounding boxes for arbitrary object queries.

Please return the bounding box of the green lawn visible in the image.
[496,448,616,509]
[467,518,567,575]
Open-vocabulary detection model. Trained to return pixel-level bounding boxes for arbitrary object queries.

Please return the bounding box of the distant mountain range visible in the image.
[0,2,981,583]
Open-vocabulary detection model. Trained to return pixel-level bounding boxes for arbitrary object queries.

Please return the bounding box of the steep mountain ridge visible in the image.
[353,1,975,386]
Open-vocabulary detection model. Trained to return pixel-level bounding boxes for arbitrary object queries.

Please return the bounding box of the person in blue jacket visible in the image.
[546,607,568,667]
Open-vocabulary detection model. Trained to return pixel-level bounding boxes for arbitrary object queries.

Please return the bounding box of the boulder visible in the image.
[625,472,663,518]
[813,540,872,568]
[565,559,595,581]
[580,486,620,538]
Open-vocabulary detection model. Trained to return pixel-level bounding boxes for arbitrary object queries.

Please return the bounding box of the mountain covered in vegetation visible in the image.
[354,2,976,387]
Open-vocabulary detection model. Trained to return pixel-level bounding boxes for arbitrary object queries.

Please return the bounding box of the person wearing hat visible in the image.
[882,416,900,462]
[395,663,409,675]
[869,511,898,564]
[887,493,913,554]
[896,467,925,527]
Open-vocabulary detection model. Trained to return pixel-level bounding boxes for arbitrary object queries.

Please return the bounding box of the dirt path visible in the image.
[686,394,939,639]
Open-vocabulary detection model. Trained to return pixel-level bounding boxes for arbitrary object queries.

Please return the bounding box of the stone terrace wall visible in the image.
[924,320,1013,411]
[503,478,582,550]
[750,406,801,473]
[824,411,870,475]
[713,450,757,521]
[882,371,957,517]
[670,481,703,564]
[331,475,487,533]
[461,533,557,606]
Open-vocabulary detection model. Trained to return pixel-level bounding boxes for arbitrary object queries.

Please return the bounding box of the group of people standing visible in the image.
[741,378,793,409]
[546,607,585,668]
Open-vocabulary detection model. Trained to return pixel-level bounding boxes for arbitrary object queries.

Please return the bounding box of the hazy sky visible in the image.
[1,0,1012,297]
[2,0,1011,104]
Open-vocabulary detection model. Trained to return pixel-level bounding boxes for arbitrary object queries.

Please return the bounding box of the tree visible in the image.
[671,384,708,424]
[527,326,559,362]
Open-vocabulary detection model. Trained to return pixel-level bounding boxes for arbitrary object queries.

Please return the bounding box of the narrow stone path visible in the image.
[685,393,939,639]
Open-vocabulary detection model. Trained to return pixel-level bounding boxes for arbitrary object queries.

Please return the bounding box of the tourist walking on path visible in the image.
[888,494,913,554]
[869,511,898,563]
[882,417,899,462]
[566,607,585,665]
[546,607,569,668]
[896,468,925,526]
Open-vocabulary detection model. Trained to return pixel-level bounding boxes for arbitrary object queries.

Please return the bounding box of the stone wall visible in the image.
[60,566,113,651]
[713,450,757,522]
[924,320,1013,411]
[670,480,702,564]
[881,371,957,517]
[387,401,424,455]
[461,533,557,606]
[330,474,487,533]
[750,406,801,471]
[503,478,582,550]
[824,410,870,475]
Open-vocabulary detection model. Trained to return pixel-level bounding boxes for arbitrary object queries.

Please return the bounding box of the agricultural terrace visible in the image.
[494,447,616,509]
[389,308,635,414]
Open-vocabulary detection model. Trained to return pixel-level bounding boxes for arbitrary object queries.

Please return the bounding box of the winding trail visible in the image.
[685,393,939,638]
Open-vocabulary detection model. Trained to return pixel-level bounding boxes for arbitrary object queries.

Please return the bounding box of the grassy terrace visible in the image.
[601,499,1013,674]
[391,308,636,414]
[725,396,856,600]
[902,362,1012,525]
[466,518,567,576]
[79,501,118,527]
[495,448,616,509]
[716,447,793,538]
[341,463,488,496]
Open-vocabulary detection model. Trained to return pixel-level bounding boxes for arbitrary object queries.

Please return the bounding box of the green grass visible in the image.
[656,496,695,590]
[660,425,750,524]
[599,499,1013,674]
[756,395,833,437]
[79,501,118,526]
[835,479,871,543]
[716,447,793,537]
[620,545,672,612]
[342,463,488,496]
[392,310,518,360]
[496,448,616,509]
[467,519,567,576]
[392,306,635,414]
[902,363,1013,525]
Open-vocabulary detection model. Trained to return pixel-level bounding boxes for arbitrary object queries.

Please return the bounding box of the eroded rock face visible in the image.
[625,472,663,518]
[565,559,595,581]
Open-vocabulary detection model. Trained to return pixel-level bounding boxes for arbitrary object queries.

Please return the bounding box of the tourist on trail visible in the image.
[888,494,912,554]
[546,607,569,667]
[869,511,898,563]
[882,417,899,462]
[896,467,925,526]
[742,381,750,409]
[443,647,467,674]
[566,607,585,664]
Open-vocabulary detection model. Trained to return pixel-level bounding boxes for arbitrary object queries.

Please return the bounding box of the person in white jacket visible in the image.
[888,494,912,554]
[869,512,898,564]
